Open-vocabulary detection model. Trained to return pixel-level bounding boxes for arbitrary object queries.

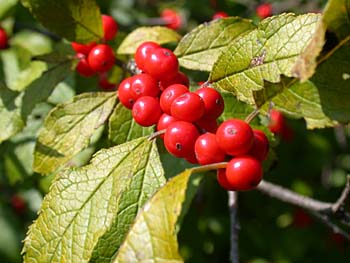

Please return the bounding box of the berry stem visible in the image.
[228,191,239,263]
[244,108,260,124]
[148,129,166,141]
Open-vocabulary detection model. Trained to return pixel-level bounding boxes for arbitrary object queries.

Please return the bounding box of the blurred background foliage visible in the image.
[1,0,349,262]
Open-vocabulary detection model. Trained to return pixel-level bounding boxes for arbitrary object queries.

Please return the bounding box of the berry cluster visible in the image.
[117,41,270,192]
[71,14,118,90]
[0,26,8,50]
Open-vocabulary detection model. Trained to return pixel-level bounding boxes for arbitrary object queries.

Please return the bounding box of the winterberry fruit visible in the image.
[11,195,26,214]
[216,119,254,156]
[88,44,115,72]
[145,47,178,81]
[98,73,116,90]
[135,41,160,72]
[212,11,229,20]
[130,73,160,99]
[195,133,226,165]
[160,84,189,114]
[75,54,95,77]
[195,87,224,119]
[248,130,269,161]
[161,9,182,30]
[195,116,219,133]
[102,14,118,41]
[132,96,162,127]
[170,92,205,122]
[256,3,272,19]
[225,156,263,191]
[217,169,234,191]
[118,77,137,109]
[0,27,8,49]
[164,121,199,158]
[71,42,96,56]
[157,113,178,138]
[159,71,189,90]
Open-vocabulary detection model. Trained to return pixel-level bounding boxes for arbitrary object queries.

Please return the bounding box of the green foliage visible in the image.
[21,0,103,43]
[23,138,165,263]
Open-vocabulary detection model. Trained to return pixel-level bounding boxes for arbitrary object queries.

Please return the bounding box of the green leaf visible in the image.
[117,26,181,54]
[220,91,255,121]
[293,0,350,81]
[0,0,18,20]
[209,13,321,105]
[34,92,117,175]
[174,17,255,72]
[108,103,154,145]
[23,138,165,263]
[114,167,206,263]
[254,77,335,129]
[11,30,53,56]
[21,0,103,43]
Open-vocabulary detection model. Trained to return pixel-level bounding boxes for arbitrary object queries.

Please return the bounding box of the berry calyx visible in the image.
[102,14,118,41]
[194,133,226,165]
[170,92,205,122]
[195,87,224,119]
[248,130,269,161]
[132,96,162,127]
[161,9,182,30]
[216,119,254,156]
[87,44,115,72]
[160,84,189,114]
[71,42,96,56]
[0,27,8,49]
[164,121,199,158]
[145,47,179,81]
[134,41,161,72]
[256,3,272,19]
[225,156,263,191]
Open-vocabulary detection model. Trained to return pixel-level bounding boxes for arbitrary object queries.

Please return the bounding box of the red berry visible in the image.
[248,130,269,161]
[195,133,226,165]
[160,84,189,114]
[159,71,189,90]
[75,54,95,77]
[118,77,137,109]
[217,169,234,191]
[130,73,160,99]
[88,44,115,72]
[144,47,178,81]
[102,14,118,41]
[195,87,224,119]
[256,3,272,19]
[212,11,229,20]
[161,9,182,30]
[134,41,161,72]
[11,195,26,214]
[98,73,116,90]
[132,96,162,127]
[170,92,205,122]
[185,151,198,164]
[268,109,284,134]
[71,42,96,56]
[0,27,8,49]
[195,116,219,133]
[225,156,263,191]
[164,121,199,158]
[157,113,178,138]
[216,119,254,156]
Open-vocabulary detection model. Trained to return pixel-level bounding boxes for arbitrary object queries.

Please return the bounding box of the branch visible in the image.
[332,175,350,213]
[228,191,239,263]
[311,212,349,240]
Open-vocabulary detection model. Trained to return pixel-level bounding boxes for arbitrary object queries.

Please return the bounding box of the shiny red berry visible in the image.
[160,84,189,114]
[118,77,137,109]
[157,113,178,138]
[71,41,96,56]
[145,47,178,81]
[132,96,162,127]
[268,109,284,134]
[217,169,234,191]
[164,121,199,158]
[98,73,116,90]
[195,87,224,119]
[212,11,229,20]
[102,14,118,41]
[195,133,226,165]
[134,41,161,72]
[256,3,272,19]
[159,71,189,90]
[75,54,95,77]
[88,44,115,72]
[195,116,219,134]
[225,156,263,191]
[161,9,182,30]
[0,27,8,49]
[171,92,205,122]
[248,130,269,161]
[130,73,160,99]
[216,119,254,156]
